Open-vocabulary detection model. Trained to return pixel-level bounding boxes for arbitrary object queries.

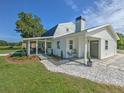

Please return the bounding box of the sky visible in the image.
[0,0,124,42]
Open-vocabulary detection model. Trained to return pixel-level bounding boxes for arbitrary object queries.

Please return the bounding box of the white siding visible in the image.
[52,35,85,58]
[65,35,85,58]
[65,37,76,58]
[54,22,75,38]
[90,28,117,59]
[52,37,66,58]
[100,39,116,59]
[78,36,85,58]
[50,25,117,59]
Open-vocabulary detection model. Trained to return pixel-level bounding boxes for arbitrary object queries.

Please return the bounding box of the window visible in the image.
[57,41,60,49]
[69,40,73,49]
[105,40,108,50]
[47,42,51,48]
[66,28,69,32]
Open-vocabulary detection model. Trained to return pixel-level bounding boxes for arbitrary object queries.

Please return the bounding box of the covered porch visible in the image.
[66,35,101,59]
[22,35,101,65]
[23,36,53,56]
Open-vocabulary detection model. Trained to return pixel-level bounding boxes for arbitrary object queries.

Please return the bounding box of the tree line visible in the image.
[0,40,21,46]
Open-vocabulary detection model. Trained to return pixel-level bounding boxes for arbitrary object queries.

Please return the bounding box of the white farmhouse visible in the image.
[23,16,119,63]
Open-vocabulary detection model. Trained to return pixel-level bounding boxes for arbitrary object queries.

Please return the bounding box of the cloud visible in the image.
[82,0,124,33]
[64,0,79,11]
[64,0,124,33]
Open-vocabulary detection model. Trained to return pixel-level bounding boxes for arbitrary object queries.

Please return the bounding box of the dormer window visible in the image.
[66,28,69,32]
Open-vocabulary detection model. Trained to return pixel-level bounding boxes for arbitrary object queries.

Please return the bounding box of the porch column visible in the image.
[36,40,38,55]
[78,36,82,58]
[84,35,87,65]
[87,40,90,56]
[27,40,30,56]
[44,39,47,55]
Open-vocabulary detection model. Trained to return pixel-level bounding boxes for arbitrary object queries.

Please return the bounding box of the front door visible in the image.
[90,40,99,58]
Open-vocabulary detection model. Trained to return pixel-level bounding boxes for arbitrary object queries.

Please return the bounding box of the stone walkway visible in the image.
[40,54,124,87]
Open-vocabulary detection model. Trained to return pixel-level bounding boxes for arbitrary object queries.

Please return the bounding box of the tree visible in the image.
[16,12,45,38]
[117,32,124,49]
[0,40,8,46]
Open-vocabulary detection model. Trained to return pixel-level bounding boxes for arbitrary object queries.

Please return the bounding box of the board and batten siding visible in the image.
[65,35,86,58]
[90,28,117,59]
[52,35,85,58]
[51,27,117,59]
[54,22,75,38]
[52,37,67,58]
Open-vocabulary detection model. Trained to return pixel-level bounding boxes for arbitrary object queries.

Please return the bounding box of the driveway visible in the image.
[97,54,124,71]
[39,53,124,87]
[110,58,124,69]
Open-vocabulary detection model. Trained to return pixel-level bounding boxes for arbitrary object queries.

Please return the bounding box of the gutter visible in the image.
[22,36,54,41]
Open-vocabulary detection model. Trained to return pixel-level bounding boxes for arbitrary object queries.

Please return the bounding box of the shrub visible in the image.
[8,46,13,49]
[11,49,27,57]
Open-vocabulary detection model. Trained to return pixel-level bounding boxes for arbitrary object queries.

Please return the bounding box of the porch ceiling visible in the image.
[23,36,54,41]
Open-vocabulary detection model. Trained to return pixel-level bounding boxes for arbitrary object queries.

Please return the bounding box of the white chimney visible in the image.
[75,16,86,32]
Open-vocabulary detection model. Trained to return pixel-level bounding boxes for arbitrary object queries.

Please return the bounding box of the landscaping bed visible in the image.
[4,49,40,64]
[5,55,40,64]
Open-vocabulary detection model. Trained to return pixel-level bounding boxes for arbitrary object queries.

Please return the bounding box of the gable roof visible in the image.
[87,24,110,32]
[52,24,119,40]
[42,22,119,40]
[87,24,120,40]
[42,22,75,37]
[42,25,58,37]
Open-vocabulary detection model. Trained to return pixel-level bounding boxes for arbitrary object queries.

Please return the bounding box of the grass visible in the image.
[0,56,124,93]
[0,46,21,54]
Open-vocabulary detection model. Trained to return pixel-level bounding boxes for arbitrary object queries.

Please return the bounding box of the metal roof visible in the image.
[42,25,58,37]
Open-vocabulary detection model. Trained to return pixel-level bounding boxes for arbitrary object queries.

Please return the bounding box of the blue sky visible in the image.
[0,0,124,42]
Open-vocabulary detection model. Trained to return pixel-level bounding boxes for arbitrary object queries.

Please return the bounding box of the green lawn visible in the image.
[0,49,19,54]
[0,57,124,93]
[0,46,21,54]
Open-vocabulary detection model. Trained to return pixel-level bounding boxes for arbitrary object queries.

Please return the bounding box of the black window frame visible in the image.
[47,42,52,48]
[57,41,60,49]
[69,40,73,50]
[105,40,108,50]
[66,28,69,32]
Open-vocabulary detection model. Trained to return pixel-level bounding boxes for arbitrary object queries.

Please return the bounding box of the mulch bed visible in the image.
[5,55,40,64]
